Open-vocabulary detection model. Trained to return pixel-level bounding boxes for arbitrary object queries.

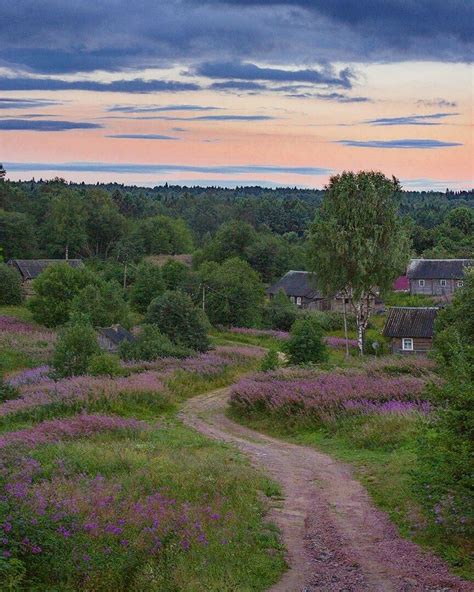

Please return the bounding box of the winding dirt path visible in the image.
[180,386,473,592]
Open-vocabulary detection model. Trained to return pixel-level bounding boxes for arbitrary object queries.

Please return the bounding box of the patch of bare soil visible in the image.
[180,387,473,592]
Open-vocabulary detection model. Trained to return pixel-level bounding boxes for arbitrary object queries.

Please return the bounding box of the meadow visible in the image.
[0,310,285,591]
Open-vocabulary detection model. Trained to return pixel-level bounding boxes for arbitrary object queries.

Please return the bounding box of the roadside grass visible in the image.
[210,329,283,350]
[229,408,473,579]
[0,305,34,321]
[13,425,285,591]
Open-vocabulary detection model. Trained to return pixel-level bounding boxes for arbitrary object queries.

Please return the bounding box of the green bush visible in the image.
[87,352,122,376]
[261,349,280,372]
[70,280,131,328]
[308,311,357,332]
[0,376,20,402]
[53,320,100,377]
[0,263,23,305]
[146,290,210,352]
[28,264,98,327]
[129,262,165,313]
[285,316,328,365]
[383,291,434,307]
[119,324,191,361]
[264,290,298,331]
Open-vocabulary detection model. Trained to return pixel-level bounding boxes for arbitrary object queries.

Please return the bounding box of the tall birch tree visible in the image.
[309,171,410,354]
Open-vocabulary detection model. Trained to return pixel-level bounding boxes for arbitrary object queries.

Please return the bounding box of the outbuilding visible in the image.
[97,325,135,353]
[383,307,438,354]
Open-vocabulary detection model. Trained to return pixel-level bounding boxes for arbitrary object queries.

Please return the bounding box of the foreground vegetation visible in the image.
[0,309,285,591]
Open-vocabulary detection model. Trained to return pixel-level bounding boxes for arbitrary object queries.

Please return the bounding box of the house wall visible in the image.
[389,337,433,355]
[410,278,462,296]
[97,335,118,353]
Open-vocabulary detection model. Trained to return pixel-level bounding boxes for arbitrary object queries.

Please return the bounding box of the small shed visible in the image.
[97,326,135,353]
[383,307,438,354]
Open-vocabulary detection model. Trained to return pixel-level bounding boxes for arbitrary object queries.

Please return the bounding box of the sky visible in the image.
[0,0,473,190]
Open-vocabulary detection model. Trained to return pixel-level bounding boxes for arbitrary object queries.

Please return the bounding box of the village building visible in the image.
[97,326,135,353]
[407,259,472,297]
[392,275,409,292]
[383,307,438,355]
[266,270,352,312]
[7,259,84,296]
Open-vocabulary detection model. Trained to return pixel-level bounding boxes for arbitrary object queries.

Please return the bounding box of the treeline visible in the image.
[1,172,473,274]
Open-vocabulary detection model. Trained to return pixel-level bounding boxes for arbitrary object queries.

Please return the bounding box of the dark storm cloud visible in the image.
[0,0,470,79]
[0,119,102,131]
[337,139,462,149]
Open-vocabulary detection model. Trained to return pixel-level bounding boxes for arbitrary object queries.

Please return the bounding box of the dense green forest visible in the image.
[1,167,473,283]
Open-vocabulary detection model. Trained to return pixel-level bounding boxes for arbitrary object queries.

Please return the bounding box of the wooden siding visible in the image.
[389,337,433,355]
[410,278,462,296]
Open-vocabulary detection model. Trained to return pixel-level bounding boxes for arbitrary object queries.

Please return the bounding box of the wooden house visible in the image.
[97,326,135,353]
[7,259,83,296]
[266,270,351,312]
[383,307,438,354]
[407,259,472,297]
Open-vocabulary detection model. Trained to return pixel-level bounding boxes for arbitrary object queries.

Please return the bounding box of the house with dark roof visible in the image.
[266,270,350,312]
[407,259,472,297]
[7,259,84,295]
[383,307,438,354]
[97,326,135,353]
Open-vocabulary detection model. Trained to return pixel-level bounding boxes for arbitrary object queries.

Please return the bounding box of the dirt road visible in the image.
[180,386,473,592]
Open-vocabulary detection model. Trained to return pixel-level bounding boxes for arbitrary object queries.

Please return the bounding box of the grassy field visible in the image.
[0,307,286,591]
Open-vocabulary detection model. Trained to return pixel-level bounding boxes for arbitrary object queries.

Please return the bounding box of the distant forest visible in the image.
[1,169,473,283]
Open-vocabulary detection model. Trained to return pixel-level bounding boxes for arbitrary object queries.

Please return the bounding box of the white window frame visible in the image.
[289,296,295,304]
[418,279,425,287]
[457,280,464,288]
[440,279,447,287]
[296,296,302,307]
[402,338,414,351]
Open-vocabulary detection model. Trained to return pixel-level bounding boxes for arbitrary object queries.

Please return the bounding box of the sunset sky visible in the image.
[1,1,472,190]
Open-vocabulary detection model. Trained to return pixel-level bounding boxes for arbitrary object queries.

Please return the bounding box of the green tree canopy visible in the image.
[285,316,328,365]
[129,262,166,313]
[146,290,210,352]
[0,263,23,305]
[309,171,410,353]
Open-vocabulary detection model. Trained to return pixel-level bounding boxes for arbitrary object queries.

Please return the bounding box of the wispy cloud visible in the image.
[4,161,331,176]
[0,98,61,109]
[106,134,179,140]
[107,104,220,113]
[365,112,459,126]
[0,119,102,131]
[195,62,354,88]
[0,78,200,93]
[337,139,462,149]
[416,99,458,109]
[104,114,275,121]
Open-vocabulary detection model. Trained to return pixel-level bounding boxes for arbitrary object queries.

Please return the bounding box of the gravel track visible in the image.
[180,386,473,592]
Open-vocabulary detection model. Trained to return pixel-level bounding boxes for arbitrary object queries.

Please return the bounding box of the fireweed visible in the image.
[0,316,56,364]
[1,346,264,421]
[230,366,430,422]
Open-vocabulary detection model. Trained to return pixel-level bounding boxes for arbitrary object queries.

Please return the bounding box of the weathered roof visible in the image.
[383,307,438,339]
[98,326,135,345]
[407,259,473,280]
[8,259,84,280]
[266,270,321,299]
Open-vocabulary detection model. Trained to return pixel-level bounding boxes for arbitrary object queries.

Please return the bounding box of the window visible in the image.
[296,297,302,306]
[289,296,295,303]
[418,279,425,287]
[402,338,414,351]
[457,280,464,288]
[440,279,447,287]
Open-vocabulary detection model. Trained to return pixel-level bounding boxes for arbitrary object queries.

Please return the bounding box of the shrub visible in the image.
[383,291,434,307]
[70,280,131,328]
[285,317,328,365]
[162,259,190,290]
[129,262,165,313]
[146,290,210,352]
[53,320,100,377]
[28,264,98,327]
[309,311,358,332]
[87,352,122,376]
[261,349,280,372]
[119,324,191,361]
[0,262,23,305]
[264,289,298,331]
